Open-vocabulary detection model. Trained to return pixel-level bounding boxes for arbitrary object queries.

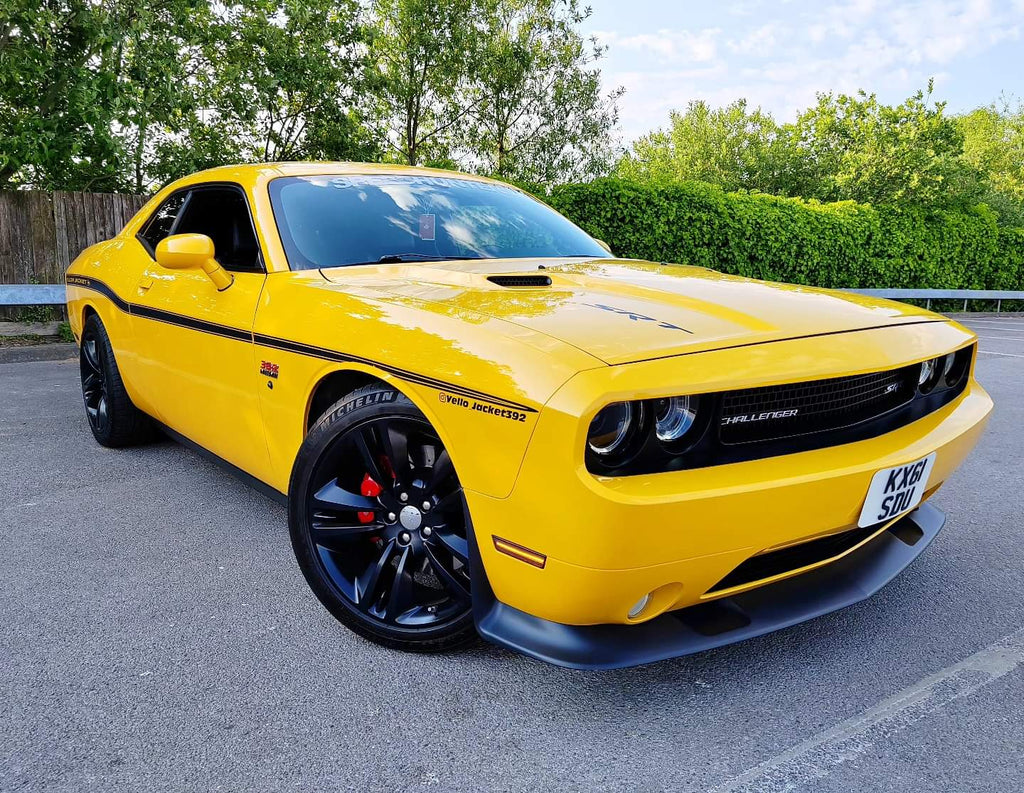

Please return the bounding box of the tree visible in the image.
[0,0,121,190]
[617,99,789,193]
[789,82,979,207]
[146,0,375,184]
[466,0,621,183]
[957,101,1024,227]
[107,0,216,192]
[367,0,478,166]
[618,84,989,211]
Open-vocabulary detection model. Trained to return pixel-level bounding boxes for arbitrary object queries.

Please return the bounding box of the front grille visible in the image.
[719,366,917,445]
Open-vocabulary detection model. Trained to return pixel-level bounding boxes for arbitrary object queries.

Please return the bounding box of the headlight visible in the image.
[918,358,936,388]
[943,348,970,387]
[920,352,964,393]
[587,402,641,456]
[941,352,956,379]
[654,396,698,443]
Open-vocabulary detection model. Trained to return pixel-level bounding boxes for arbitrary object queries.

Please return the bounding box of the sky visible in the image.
[580,0,1024,144]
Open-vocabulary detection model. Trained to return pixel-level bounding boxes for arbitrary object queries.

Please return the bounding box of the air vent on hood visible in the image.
[487,275,552,287]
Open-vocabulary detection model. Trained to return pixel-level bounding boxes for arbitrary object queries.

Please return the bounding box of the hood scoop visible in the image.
[487,274,552,288]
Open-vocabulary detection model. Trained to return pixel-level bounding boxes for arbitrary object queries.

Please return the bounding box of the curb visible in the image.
[0,343,77,365]
[0,321,62,337]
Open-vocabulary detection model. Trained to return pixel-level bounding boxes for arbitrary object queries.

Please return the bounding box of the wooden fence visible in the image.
[0,190,148,286]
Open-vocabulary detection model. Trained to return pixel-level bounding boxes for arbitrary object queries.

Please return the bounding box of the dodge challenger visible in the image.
[65,163,992,669]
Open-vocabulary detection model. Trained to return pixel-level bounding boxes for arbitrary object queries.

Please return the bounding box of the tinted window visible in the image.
[268,175,606,270]
[140,192,186,251]
[174,187,261,272]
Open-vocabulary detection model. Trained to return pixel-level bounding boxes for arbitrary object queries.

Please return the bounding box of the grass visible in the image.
[14,305,60,324]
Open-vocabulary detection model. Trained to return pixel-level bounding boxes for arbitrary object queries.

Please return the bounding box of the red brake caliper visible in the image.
[358,473,382,524]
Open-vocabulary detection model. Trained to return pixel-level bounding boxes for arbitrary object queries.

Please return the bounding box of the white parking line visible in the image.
[712,627,1024,793]
[965,321,1024,330]
[978,350,1024,358]
[975,336,1024,342]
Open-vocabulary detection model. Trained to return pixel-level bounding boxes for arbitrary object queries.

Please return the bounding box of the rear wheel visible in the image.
[79,314,154,447]
[289,385,476,652]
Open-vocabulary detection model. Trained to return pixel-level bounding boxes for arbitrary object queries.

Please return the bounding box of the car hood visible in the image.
[320,257,941,365]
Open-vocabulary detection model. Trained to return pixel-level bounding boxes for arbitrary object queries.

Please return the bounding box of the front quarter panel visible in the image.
[252,271,602,497]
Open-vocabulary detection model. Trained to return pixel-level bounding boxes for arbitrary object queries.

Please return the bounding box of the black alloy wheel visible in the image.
[80,329,110,437]
[289,385,476,652]
[78,314,154,447]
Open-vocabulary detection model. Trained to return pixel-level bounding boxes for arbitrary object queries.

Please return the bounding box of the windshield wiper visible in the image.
[374,253,487,264]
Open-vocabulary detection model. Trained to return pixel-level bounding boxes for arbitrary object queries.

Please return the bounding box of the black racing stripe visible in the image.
[65,275,131,313]
[68,275,536,413]
[253,333,537,412]
[131,304,253,343]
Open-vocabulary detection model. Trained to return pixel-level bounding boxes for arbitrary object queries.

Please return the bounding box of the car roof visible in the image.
[179,161,500,187]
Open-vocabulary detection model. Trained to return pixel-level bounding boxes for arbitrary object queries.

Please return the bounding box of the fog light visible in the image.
[628,593,651,619]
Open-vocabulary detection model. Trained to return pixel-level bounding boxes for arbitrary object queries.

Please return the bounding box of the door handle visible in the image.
[138,276,154,292]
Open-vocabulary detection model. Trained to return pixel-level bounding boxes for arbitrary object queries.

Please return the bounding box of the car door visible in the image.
[131,183,273,483]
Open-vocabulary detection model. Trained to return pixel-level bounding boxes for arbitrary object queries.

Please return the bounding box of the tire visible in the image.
[79,313,154,448]
[289,384,477,653]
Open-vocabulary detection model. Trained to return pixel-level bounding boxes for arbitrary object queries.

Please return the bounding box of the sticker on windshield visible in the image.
[419,214,436,241]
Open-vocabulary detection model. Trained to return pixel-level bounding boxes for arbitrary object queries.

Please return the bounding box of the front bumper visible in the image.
[467,378,991,626]
[475,502,945,669]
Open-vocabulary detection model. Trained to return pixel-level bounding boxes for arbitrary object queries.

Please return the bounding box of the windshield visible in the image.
[267,174,607,269]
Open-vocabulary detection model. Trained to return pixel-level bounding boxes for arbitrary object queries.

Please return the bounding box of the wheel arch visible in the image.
[297,360,536,501]
[74,298,120,339]
[304,368,391,432]
[302,366,457,451]
[70,301,99,342]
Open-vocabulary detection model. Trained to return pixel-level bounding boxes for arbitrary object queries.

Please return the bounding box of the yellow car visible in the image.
[65,163,992,668]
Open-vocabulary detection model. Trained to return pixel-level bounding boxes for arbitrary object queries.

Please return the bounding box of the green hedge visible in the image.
[543,178,1024,292]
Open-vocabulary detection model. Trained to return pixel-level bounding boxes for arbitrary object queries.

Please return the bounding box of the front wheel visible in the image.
[289,385,476,652]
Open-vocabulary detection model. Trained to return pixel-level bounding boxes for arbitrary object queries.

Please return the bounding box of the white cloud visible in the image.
[727,23,783,55]
[728,0,765,16]
[600,28,722,63]
[608,65,732,141]
[589,0,1023,143]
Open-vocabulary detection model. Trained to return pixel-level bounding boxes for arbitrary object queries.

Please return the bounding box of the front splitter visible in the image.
[474,502,946,670]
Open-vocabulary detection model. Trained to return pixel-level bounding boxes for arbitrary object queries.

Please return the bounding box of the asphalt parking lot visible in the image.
[2,315,1023,793]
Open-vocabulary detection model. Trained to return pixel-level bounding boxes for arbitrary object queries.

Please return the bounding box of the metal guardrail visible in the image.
[0,284,67,306]
[845,288,1024,311]
[2,283,1023,309]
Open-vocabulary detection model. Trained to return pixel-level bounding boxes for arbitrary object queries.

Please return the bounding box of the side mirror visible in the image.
[155,233,233,291]
[595,238,613,255]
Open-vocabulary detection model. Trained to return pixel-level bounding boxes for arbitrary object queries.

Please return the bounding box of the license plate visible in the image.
[857,453,937,528]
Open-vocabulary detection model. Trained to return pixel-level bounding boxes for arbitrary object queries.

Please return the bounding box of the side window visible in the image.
[172,187,262,272]
[139,192,186,252]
